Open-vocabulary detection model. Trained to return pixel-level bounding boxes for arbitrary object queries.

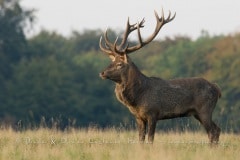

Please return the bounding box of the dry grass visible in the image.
[0,128,239,160]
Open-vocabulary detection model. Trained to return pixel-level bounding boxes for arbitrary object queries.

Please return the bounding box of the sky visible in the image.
[21,0,240,39]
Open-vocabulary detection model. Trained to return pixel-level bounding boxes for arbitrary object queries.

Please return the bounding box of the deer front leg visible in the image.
[147,118,157,144]
[136,118,146,143]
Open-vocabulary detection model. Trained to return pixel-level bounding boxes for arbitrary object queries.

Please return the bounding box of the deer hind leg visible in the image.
[194,114,220,144]
[211,122,221,143]
[205,121,221,144]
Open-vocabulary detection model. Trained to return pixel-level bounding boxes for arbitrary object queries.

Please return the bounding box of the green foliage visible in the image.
[27,30,68,58]
[69,30,102,54]
[0,0,34,63]
[0,0,239,132]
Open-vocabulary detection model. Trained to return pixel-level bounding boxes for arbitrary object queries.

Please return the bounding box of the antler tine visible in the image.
[126,9,176,54]
[122,21,144,52]
[103,28,115,50]
[119,17,145,50]
[159,9,164,21]
[99,36,114,55]
[137,22,143,44]
[166,11,171,21]
[168,11,176,22]
[113,36,120,53]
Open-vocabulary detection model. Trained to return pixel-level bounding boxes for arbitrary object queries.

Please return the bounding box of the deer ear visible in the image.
[109,55,116,62]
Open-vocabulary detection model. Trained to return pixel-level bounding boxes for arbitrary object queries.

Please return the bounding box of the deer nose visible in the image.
[99,72,106,79]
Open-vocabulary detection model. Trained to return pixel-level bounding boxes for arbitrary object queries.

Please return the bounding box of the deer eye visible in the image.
[116,63,123,69]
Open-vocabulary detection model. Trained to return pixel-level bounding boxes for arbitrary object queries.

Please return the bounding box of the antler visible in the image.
[119,18,145,49]
[99,9,176,56]
[99,18,145,57]
[126,9,176,53]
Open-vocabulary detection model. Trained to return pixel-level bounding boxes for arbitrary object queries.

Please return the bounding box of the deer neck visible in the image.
[122,62,146,88]
[115,62,147,107]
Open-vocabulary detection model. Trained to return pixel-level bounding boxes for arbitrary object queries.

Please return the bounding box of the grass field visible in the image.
[0,128,240,160]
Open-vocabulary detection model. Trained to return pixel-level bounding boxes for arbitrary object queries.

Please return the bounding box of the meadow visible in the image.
[0,128,240,160]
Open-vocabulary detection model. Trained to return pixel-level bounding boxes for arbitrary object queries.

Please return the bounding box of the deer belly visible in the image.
[158,108,196,120]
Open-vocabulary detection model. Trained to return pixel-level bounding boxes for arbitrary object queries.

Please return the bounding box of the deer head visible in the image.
[99,9,176,83]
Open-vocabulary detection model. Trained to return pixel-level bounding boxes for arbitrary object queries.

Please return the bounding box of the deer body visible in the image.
[99,9,221,144]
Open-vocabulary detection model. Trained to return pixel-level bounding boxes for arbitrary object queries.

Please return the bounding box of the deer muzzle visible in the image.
[99,72,107,79]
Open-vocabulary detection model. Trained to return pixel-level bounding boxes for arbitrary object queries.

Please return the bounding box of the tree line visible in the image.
[0,0,239,132]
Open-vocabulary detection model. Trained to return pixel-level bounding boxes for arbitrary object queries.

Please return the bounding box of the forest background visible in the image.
[0,0,239,132]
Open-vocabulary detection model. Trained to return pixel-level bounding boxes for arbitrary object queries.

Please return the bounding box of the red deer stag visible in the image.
[99,9,221,144]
